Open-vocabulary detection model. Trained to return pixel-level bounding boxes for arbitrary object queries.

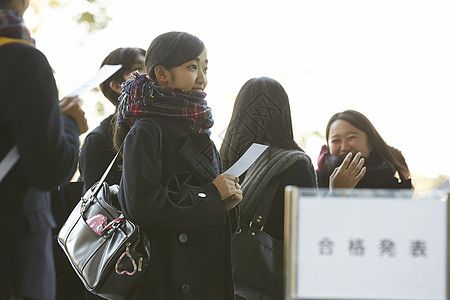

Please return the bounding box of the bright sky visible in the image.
[26,0,450,181]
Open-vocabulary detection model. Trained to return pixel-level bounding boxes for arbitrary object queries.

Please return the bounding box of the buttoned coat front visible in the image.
[118,116,239,300]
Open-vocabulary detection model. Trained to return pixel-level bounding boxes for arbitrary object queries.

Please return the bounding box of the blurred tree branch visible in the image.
[31,0,111,34]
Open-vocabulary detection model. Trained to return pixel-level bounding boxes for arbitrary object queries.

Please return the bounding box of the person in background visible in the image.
[78,47,145,193]
[114,31,242,299]
[77,47,145,300]
[316,109,412,191]
[0,0,88,299]
[220,76,317,299]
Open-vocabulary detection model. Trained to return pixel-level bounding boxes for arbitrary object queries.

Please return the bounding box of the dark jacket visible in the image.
[118,117,239,300]
[79,114,120,193]
[262,160,317,240]
[317,146,412,190]
[0,42,80,300]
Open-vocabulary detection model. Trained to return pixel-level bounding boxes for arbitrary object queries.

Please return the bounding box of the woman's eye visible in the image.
[203,67,208,74]
[188,65,197,70]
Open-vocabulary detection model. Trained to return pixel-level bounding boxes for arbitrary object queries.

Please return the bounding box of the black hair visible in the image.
[220,77,303,170]
[0,0,14,6]
[113,32,205,153]
[99,47,145,106]
[144,31,205,81]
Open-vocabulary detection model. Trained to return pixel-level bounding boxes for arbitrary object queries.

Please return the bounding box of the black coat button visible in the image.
[178,233,188,243]
[181,283,190,294]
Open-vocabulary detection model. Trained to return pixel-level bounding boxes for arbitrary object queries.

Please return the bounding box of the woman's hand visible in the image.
[212,174,243,211]
[59,96,88,135]
[329,152,366,191]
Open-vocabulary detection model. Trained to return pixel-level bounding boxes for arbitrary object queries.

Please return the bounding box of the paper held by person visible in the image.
[67,64,122,97]
[223,143,268,178]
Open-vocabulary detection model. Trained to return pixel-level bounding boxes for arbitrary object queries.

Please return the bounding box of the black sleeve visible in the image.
[316,171,330,188]
[118,121,228,231]
[8,45,80,190]
[79,132,113,192]
[228,205,240,235]
[281,159,317,189]
[264,159,317,240]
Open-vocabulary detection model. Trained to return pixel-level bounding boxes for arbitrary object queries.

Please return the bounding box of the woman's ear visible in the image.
[154,65,170,86]
[109,80,123,94]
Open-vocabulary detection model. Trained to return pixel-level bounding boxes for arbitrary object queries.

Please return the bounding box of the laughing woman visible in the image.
[316,110,412,191]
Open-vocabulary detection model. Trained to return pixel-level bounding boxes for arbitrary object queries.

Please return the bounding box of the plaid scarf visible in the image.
[117,72,214,135]
[0,8,35,45]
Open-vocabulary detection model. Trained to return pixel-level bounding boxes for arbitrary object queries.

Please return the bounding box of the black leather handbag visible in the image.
[58,180,150,300]
[232,175,283,300]
[58,119,161,300]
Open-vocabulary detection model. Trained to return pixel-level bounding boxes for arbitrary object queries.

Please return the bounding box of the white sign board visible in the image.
[285,188,449,300]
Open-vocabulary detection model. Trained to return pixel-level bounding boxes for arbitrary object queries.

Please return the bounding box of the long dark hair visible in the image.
[100,47,145,106]
[325,110,411,180]
[220,77,303,170]
[113,32,205,152]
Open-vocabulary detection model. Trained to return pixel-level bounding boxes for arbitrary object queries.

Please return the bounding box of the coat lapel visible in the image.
[150,116,221,181]
[178,137,221,181]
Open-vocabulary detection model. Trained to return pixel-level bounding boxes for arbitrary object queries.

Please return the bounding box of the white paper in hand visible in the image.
[67,64,122,97]
[223,143,268,177]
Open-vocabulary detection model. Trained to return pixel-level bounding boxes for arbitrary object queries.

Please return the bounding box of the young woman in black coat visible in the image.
[114,31,242,300]
[78,47,145,193]
[316,109,413,191]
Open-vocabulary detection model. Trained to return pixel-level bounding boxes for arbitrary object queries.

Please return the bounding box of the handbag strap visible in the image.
[90,143,124,197]
[0,145,19,183]
[248,173,283,231]
[90,118,163,197]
